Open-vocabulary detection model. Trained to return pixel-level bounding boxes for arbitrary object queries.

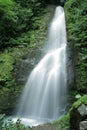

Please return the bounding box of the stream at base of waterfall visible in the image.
[13,6,67,127]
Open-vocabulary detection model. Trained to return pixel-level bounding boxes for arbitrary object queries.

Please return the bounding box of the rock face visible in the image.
[15,48,42,85]
[70,104,87,130]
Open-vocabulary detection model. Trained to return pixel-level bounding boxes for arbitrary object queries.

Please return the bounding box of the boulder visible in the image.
[70,104,87,130]
[70,108,81,130]
[78,104,87,117]
[80,121,87,130]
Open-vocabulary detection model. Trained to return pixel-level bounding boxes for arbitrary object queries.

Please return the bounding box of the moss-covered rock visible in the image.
[71,95,87,109]
[70,95,87,130]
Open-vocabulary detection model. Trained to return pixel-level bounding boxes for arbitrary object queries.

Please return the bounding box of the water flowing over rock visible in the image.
[15,6,67,126]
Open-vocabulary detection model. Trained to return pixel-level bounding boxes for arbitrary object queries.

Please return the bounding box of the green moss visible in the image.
[72,95,87,109]
[53,114,70,129]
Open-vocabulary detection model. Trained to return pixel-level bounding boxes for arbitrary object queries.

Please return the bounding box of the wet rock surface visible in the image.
[15,48,42,85]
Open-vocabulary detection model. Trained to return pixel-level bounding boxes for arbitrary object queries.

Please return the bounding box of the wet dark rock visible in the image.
[14,48,42,85]
[67,42,75,90]
[70,108,81,130]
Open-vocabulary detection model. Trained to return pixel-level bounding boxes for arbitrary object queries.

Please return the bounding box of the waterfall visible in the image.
[15,6,67,126]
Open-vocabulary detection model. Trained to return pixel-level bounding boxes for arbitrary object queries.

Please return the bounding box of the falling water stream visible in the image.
[14,6,67,126]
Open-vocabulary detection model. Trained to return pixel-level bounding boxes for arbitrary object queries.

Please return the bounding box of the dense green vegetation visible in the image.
[0,0,48,115]
[65,0,87,93]
[0,0,87,129]
[70,95,87,109]
[0,0,45,48]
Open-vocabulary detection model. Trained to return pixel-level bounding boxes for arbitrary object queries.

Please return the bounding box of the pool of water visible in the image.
[12,117,56,127]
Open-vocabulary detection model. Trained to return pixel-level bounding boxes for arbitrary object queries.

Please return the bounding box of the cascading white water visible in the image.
[15,6,67,126]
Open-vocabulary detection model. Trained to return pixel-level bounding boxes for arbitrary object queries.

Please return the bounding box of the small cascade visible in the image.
[15,6,67,126]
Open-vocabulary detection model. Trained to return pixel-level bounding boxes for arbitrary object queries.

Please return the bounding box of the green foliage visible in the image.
[0,4,47,114]
[0,48,28,113]
[0,115,32,130]
[54,114,70,130]
[0,0,45,49]
[65,0,87,93]
[70,95,87,111]
[0,2,19,48]
[73,95,87,108]
[0,53,15,111]
[0,0,13,9]
[0,114,5,130]
[0,53,14,82]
